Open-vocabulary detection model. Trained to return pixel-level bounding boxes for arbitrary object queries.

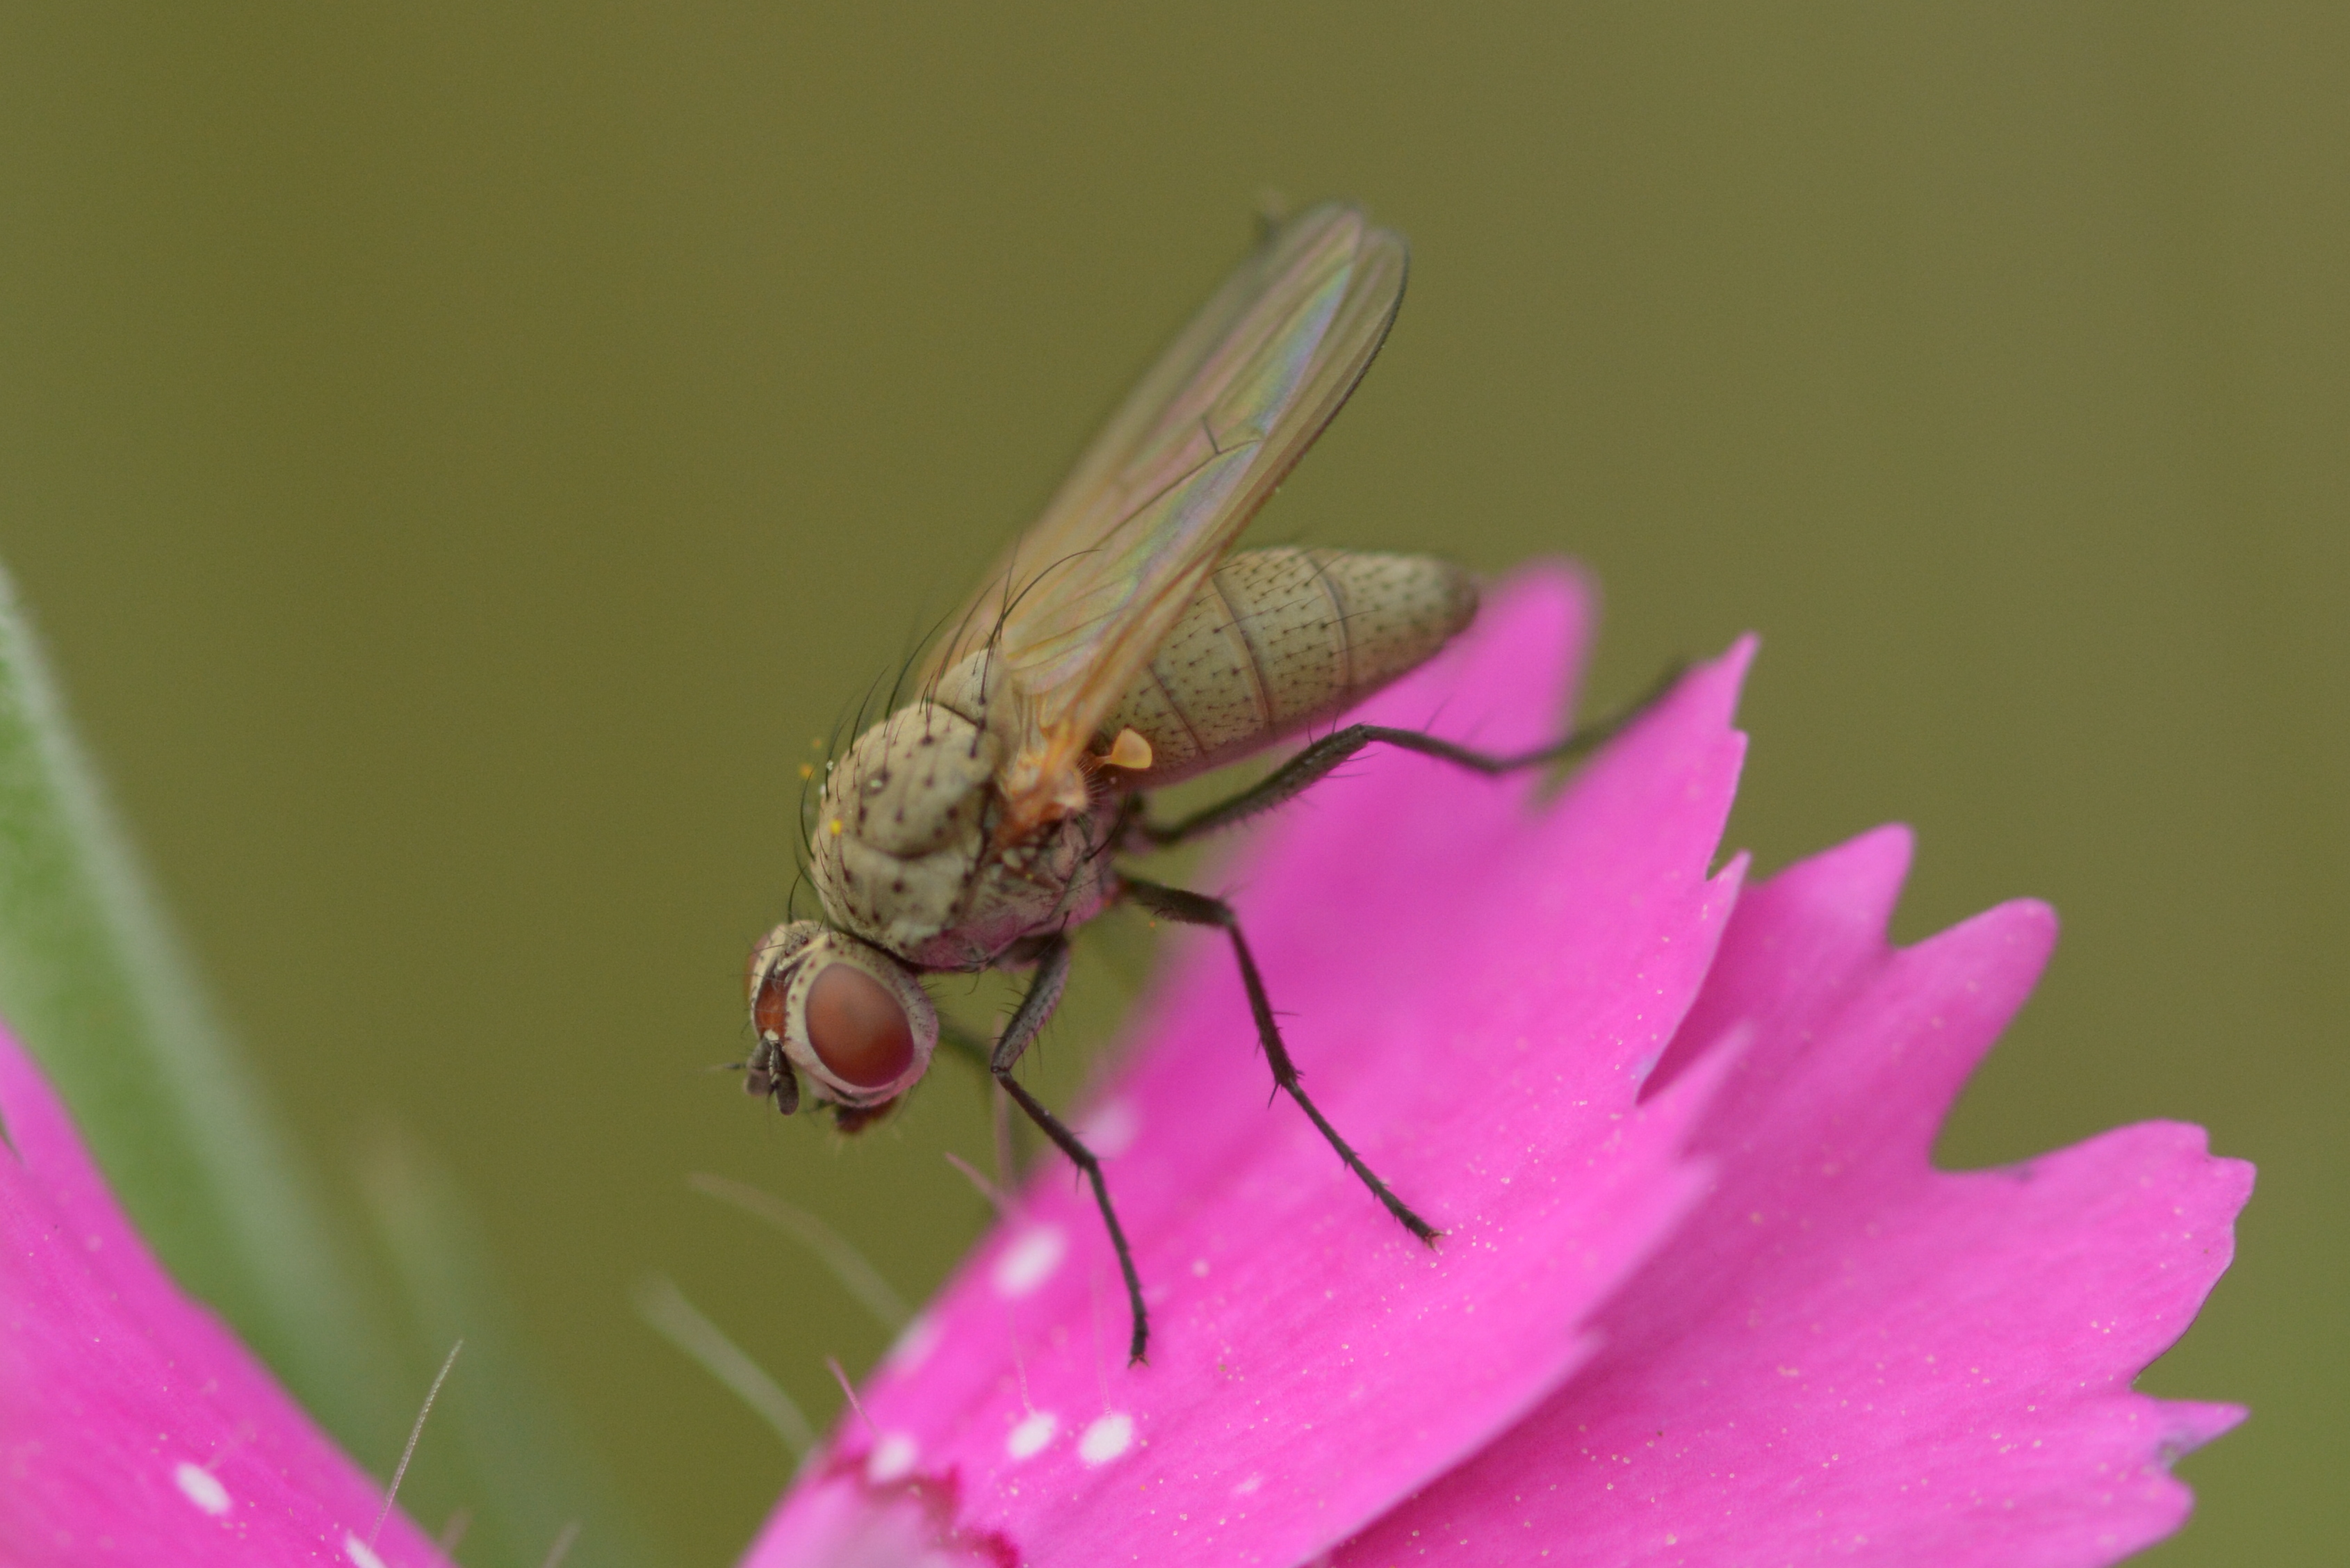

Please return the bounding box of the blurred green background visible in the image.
[2,4,2340,1563]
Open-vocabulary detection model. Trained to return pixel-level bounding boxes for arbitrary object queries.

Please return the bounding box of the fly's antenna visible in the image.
[536,1521,583,1568]
[371,1338,462,1549]
[687,1174,912,1331]
[633,1274,814,1460]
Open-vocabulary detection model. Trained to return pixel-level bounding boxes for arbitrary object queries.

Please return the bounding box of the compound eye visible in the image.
[805,962,915,1089]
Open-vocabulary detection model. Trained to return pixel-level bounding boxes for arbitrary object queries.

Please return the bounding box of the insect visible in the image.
[743,203,1665,1362]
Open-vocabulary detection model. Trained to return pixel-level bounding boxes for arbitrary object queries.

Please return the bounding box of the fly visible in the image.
[743,203,1670,1362]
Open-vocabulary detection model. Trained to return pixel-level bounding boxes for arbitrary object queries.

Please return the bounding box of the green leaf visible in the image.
[0,558,408,1452]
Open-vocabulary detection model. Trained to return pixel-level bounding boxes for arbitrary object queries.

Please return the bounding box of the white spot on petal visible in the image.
[1077,1412,1134,1467]
[1080,1098,1139,1157]
[1005,1410,1056,1460]
[1232,1472,1262,1496]
[172,1462,229,1517]
[992,1225,1066,1298]
[866,1432,920,1483]
[343,1534,389,1568]
[883,1312,938,1373]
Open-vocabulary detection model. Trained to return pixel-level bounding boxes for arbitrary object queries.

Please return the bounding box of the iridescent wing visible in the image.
[927,202,1407,832]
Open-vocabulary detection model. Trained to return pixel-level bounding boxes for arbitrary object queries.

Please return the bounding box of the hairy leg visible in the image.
[1120,876,1440,1245]
[986,936,1150,1363]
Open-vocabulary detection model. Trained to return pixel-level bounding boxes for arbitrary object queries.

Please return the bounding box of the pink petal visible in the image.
[749,569,1758,1567]
[1,1029,450,1567]
[1337,825,2249,1566]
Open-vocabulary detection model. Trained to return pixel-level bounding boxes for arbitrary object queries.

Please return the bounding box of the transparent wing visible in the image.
[927,202,1407,828]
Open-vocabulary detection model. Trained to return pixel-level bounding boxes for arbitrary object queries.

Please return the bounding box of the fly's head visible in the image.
[810,697,1000,956]
[744,921,938,1129]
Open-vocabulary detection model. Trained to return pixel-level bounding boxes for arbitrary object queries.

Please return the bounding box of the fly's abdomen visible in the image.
[1100,547,1477,785]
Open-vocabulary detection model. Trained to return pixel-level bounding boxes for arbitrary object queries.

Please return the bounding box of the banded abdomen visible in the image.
[1098,547,1476,786]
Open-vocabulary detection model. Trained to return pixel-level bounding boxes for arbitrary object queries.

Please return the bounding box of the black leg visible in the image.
[1142,659,1687,846]
[1120,876,1441,1246]
[988,937,1150,1364]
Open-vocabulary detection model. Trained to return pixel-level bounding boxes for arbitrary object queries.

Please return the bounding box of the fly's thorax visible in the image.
[927,648,1002,728]
[892,797,1122,971]
[1097,547,1478,785]
[929,648,1092,823]
[810,699,999,958]
[745,922,938,1122]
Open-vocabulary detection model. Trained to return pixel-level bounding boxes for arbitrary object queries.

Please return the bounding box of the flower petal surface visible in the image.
[749,569,1756,1567]
[1,1028,449,1567]
[1338,825,2250,1566]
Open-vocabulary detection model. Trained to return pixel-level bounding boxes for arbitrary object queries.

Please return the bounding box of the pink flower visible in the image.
[0,565,2246,1568]
[743,568,2248,1567]
[0,1029,450,1567]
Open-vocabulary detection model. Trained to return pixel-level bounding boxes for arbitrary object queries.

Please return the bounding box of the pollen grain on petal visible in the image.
[1006,1410,1058,1461]
[1077,1412,1134,1467]
[865,1432,920,1483]
[990,1225,1067,1298]
[172,1461,231,1517]
[1080,1098,1140,1157]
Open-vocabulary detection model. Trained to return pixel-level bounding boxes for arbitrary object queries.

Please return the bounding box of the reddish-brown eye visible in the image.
[806,963,915,1088]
